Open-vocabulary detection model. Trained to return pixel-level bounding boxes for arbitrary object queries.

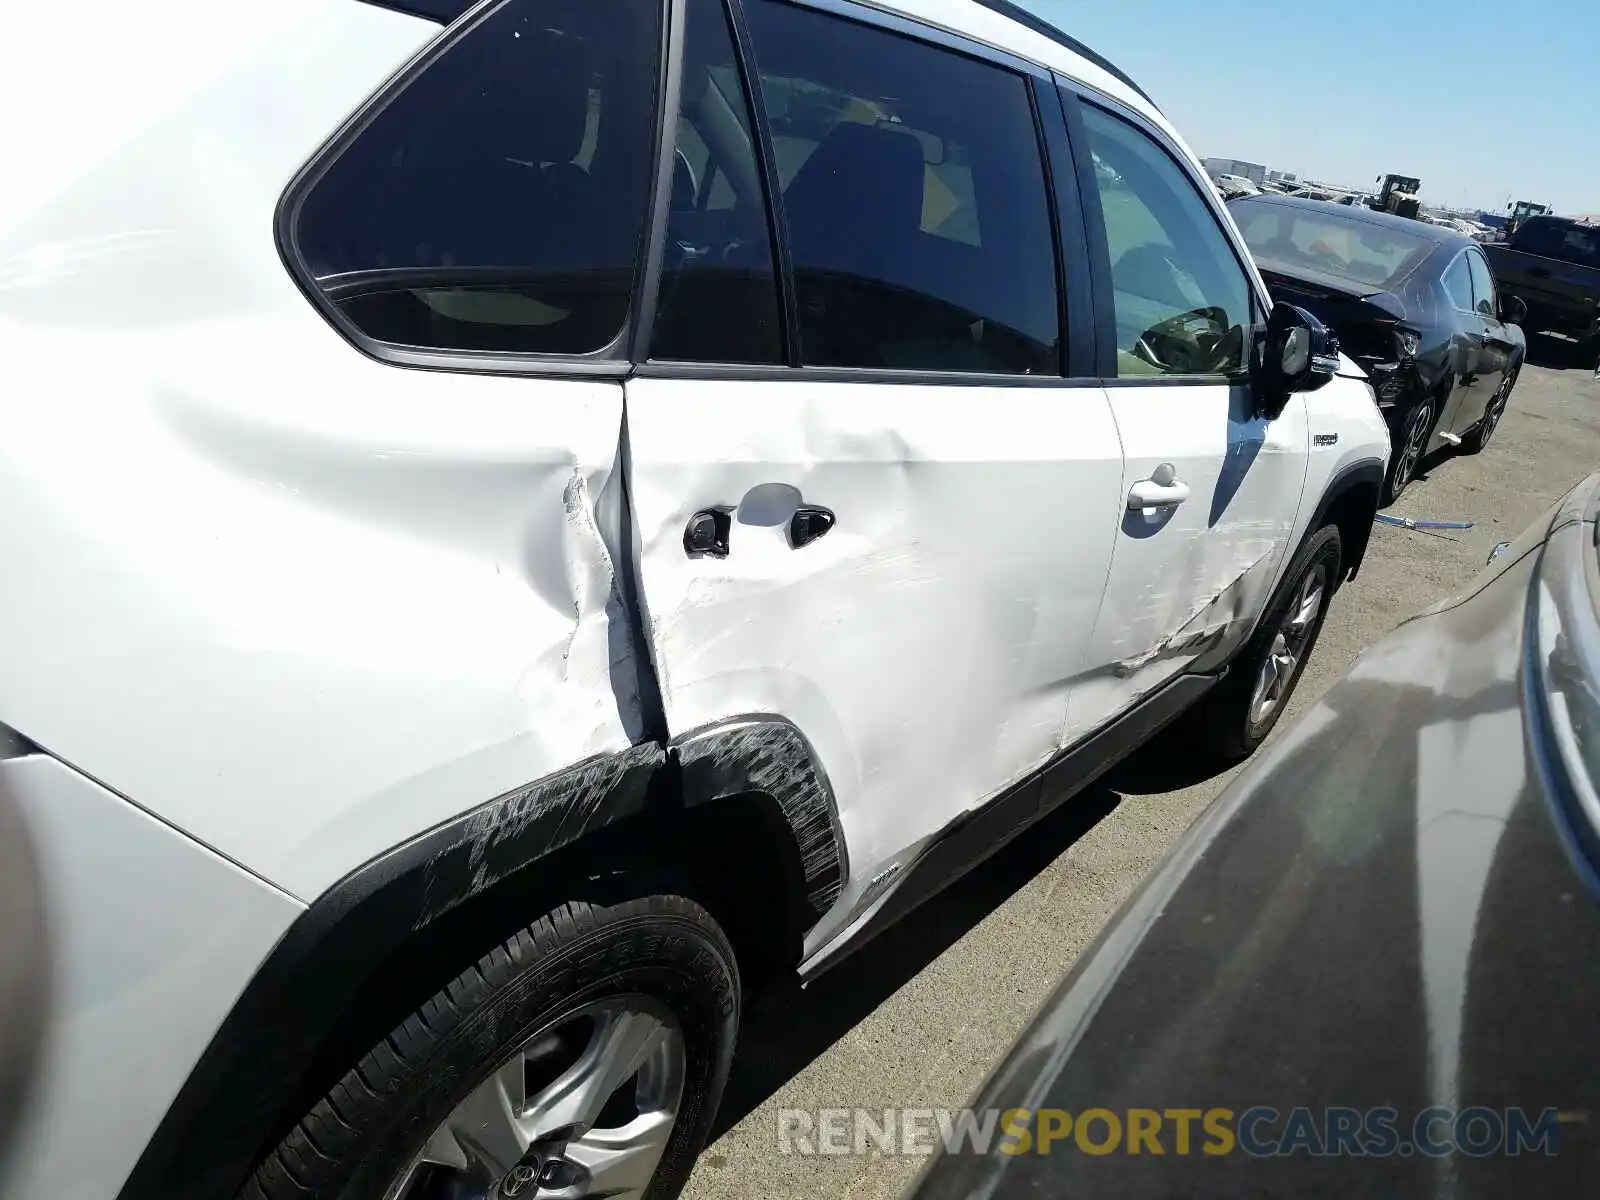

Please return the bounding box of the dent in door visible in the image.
[624,376,1127,917]
[1107,414,1295,680]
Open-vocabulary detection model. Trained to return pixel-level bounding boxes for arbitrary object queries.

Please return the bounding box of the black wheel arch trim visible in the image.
[673,715,847,914]
[116,720,845,1200]
[1309,457,1385,582]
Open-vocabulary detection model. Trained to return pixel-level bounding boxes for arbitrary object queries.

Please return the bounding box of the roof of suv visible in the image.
[368,0,1161,116]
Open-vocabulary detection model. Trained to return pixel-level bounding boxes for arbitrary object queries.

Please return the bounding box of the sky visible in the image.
[1019,0,1599,215]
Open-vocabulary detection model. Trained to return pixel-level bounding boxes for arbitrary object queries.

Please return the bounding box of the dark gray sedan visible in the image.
[908,472,1600,1197]
[1231,195,1529,504]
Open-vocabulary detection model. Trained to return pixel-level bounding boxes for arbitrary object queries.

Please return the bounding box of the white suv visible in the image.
[0,0,1389,1196]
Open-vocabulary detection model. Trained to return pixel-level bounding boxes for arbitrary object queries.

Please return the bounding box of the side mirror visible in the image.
[1254,302,1340,418]
[1500,294,1528,326]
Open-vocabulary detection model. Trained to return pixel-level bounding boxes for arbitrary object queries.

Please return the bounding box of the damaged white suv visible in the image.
[0,0,1389,1196]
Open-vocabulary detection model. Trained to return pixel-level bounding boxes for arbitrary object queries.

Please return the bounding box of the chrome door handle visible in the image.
[1127,465,1190,509]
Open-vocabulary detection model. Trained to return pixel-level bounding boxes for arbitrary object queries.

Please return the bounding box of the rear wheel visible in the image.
[1185,524,1342,761]
[1383,397,1435,505]
[1461,363,1519,453]
[244,895,739,1200]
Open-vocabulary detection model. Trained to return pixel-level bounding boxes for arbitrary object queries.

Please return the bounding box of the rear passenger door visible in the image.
[624,0,1124,923]
[1465,248,1512,408]
[1059,93,1310,742]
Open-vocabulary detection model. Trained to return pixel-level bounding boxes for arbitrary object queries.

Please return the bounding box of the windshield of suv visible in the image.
[1233,200,1434,289]
[1513,218,1600,268]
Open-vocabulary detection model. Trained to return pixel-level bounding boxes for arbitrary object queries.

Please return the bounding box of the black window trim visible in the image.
[627,0,689,363]
[1058,74,1275,388]
[1442,246,1480,316]
[1055,83,1114,378]
[724,0,802,365]
[1464,245,1499,318]
[288,0,1167,386]
[644,0,802,367]
[631,360,1106,386]
[1028,73,1084,378]
[275,0,672,380]
[639,0,1087,384]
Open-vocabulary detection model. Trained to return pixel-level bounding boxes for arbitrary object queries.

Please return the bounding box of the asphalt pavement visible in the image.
[683,341,1600,1200]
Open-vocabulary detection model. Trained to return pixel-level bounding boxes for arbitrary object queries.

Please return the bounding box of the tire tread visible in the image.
[245,894,736,1200]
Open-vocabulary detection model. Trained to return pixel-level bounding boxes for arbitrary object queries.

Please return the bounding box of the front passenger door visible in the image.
[1061,96,1310,743]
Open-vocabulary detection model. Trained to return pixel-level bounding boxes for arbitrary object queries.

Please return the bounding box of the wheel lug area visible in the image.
[496,1146,584,1198]
[540,1158,584,1189]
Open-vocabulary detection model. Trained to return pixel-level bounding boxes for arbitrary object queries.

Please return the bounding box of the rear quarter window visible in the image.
[287,0,662,358]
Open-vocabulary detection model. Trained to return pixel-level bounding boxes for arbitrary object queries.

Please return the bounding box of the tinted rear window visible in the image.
[1233,201,1433,290]
[291,0,661,356]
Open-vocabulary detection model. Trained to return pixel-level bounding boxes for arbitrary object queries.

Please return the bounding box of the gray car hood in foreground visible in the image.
[910,474,1600,1198]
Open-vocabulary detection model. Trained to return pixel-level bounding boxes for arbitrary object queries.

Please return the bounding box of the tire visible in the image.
[244,894,739,1200]
[1461,362,1520,454]
[1382,396,1435,506]
[1185,524,1342,762]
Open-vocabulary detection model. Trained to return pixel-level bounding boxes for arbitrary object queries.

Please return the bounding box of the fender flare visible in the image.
[1312,457,1385,582]
[674,715,847,916]
[117,723,845,1200]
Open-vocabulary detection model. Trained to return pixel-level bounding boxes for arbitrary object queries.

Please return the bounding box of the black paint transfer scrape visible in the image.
[674,716,847,916]
[417,743,665,924]
[117,744,664,1200]
[119,721,848,1200]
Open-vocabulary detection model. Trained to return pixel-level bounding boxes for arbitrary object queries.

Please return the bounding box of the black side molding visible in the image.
[802,672,1216,978]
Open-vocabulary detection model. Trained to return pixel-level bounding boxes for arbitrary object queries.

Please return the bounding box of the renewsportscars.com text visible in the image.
[777,1106,1563,1158]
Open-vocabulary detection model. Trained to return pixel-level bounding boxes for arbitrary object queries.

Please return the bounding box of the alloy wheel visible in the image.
[1479,370,1516,447]
[387,996,686,1200]
[1249,563,1327,730]
[1391,401,1433,497]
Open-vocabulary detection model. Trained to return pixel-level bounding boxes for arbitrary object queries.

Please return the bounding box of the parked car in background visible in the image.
[1232,194,1527,503]
[1450,218,1494,241]
[907,472,1600,1200]
[0,1,1390,1198]
[1485,215,1600,360]
[1215,172,1260,198]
